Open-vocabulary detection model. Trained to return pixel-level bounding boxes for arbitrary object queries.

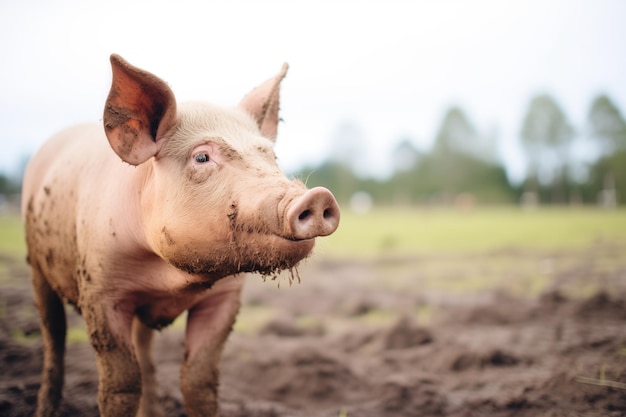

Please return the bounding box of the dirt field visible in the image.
[1,241,626,416]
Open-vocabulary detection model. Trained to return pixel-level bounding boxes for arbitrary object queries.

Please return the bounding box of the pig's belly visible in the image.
[129,273,243,330]
[133,292,200,329]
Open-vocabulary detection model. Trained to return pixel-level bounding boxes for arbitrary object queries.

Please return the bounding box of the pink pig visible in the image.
[21,54,340,417]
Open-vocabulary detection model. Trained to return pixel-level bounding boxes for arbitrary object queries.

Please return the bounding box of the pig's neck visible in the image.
[115,161,160,260]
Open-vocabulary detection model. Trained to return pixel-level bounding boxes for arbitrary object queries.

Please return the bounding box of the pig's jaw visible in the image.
[165,233,315,286]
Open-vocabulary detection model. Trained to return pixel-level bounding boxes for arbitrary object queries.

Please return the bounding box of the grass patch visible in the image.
[12,329,40,346]
[358,308,399,326]
[67,325,89,344]
[315,207,626,258]
[508,273,550,297]
[560,280,601,300]
[0,262,11,284]
[12,325,90,345]
[415,304,434,325]
[0,215,25,257]
[233,305,276,334]
[295,314,324,331]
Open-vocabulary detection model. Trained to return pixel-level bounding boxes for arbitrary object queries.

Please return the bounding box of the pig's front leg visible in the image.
[181,276,243,417]
[132,317,163,417]
[83,296,142,417]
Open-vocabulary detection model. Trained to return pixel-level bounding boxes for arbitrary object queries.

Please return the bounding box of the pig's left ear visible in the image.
[103,54,177,165]
[238,63,288,142]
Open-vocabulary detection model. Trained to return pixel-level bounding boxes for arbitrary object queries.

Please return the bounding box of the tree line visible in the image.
[1,93,625,208]
[292,93,626,207]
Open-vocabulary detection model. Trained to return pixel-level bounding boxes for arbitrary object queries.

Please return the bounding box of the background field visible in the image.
[0,215,24,257]
[1,207,626,417]
[314,207,626,256]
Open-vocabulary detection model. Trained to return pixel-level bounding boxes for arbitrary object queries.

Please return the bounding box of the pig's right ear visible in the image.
[103,54,177,165]
[238,63,288,142]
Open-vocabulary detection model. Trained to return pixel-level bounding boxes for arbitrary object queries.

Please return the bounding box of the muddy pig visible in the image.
[21,54,340,417]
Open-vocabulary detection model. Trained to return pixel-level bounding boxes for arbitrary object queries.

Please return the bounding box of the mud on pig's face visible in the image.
[151,103,340,278]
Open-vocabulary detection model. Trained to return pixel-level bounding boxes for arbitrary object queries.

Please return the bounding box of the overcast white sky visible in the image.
[1,0,625,182]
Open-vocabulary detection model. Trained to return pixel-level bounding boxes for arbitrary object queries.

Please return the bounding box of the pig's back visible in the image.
[21,123,112,304]
[21,123,111,211]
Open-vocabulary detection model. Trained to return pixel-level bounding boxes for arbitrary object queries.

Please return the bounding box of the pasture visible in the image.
[317,206,626,256]
[1,207,626,416]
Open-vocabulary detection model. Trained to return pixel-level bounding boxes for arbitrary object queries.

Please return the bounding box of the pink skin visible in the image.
[22,55,339,417]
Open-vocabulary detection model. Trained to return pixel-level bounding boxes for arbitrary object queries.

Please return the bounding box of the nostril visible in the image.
[299,209,312,221]
[287,187,340,239]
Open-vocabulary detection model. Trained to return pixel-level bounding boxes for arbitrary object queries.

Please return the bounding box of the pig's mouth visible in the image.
[167,230,315,282]
[251,230,316,261]
[283,235,314,243]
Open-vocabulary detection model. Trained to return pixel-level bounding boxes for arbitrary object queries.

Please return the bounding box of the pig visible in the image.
[21,54,340,417]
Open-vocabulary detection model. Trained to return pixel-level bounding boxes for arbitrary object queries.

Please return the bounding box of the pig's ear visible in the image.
[103,54,177,165]
[238,63,288,142]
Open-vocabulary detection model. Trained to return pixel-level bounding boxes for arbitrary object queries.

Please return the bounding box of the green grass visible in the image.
[0,215,25,257]
[315,206,626,258]
[233,305,276,334]
[67,325,89,344]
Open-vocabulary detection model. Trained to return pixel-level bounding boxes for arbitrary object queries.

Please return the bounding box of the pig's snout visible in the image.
[287,187,340,240]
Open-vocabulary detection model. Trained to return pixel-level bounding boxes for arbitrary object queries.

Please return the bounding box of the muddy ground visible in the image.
[1,241,626,416]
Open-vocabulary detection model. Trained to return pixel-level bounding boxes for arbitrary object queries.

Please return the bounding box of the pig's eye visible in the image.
[194,153,210,163]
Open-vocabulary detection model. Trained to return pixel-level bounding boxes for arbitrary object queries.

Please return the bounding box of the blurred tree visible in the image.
[407,106,514,204]
[431,107,476,196]
[0,172,20,194]
[390,138,421,204]
[433,107,476,154]
[433,106,497,163]
[587,94,626,206]
[587,150,626,206]
[588,94,626,154]
[392,138,420,172]
[436,107,508,196]
[520,94,574,203]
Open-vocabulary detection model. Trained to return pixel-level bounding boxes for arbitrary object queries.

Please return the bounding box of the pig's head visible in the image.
[103,54,339,281]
